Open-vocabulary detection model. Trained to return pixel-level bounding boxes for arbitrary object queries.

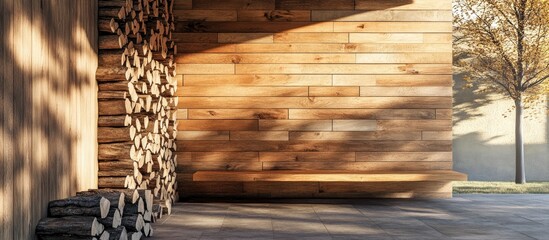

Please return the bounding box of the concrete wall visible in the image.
[453,74,549,181]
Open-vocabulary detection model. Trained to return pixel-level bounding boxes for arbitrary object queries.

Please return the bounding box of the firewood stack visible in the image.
[36,189,155,239]
[96,0,178,216]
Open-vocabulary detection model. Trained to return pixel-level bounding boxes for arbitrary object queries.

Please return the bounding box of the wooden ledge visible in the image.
[193,170,467,182]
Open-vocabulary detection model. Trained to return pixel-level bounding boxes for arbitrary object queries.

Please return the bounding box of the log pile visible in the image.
[36,189,155,240]
[96,0,178,215]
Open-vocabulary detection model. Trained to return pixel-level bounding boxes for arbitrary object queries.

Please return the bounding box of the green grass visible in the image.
[453,181,549,194]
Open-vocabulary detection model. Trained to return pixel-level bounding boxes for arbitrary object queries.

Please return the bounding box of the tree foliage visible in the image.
[454,0,549,109]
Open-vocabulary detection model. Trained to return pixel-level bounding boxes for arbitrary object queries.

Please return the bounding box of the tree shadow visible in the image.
[1,0,97,239]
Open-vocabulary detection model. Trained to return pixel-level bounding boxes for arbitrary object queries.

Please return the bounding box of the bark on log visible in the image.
[123,198,145,215]
[98,177,127,189]
[105,226,128,240]
[121,214,145,232]
[36,216,104,237]
[97,209,122,228]
[49,196,110,219]
[98,127,131,143]
[76,191,126,214]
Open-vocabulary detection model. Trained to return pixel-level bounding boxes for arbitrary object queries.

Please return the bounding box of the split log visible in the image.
[48,196,110,219]
[105,226,128,240]
[121,214,145,232]
[141,223,153,237]
[36,216,104,237]
[128,231,142,240]
[85,189,140,204]
[98,127,132,143]
[99,35,127,50]
[98,177,127,189]
[98,18,120,33]
[124,198,145,215]
[76,191,126,214]
[97,209,122,228]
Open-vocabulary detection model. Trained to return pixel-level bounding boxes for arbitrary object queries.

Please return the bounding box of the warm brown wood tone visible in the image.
[0,1,98,239]
[174,0,461,199]
[95,0,178,222]
[193,170,467,182]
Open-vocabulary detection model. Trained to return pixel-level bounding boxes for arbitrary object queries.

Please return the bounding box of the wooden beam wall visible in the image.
[0,0,98,239]
[173,0,453,198]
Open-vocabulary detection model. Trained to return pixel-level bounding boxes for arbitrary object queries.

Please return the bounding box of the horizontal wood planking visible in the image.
[192,0,276,10]
[188,109,289,120]
[235,64,452,74]
[289,131,422,141]
[183,75,333,86]
[176,21,334,33]
[356,152,452,162]
[333,120,377,131]
[189,152,259,161]
[422,131,453,140]
[218,33,274,43]
[360,87,453,96]
[259,120,333,131]
[436,109,453,119]
[179,97,453,109]
[288,109,437,120]
[176,140,452,152]
[354,0,452,10]
[174,10,238,21]
[178,86,309,96]
[237,10,311,22]
[178,120,259,131]
[174,0,456,199]
[177,53,356,64]
[275,0,355,10]
[356,53,452,64]
[349,33,452,44]
[308,87,360,96]
[259,152,356,162]
[273,33,349,43]
[334,22,452,33]
[231,131,289,141]
[172,33,219,43]
[312,10,452,22]
[261,161,452,171]
[177,131,231,140]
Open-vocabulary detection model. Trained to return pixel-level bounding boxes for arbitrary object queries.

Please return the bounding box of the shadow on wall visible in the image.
[0,0,97,239]
[453,73,549,181]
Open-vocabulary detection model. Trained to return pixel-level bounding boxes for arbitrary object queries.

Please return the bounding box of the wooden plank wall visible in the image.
[0,0,97,238]
[173,0,454,198]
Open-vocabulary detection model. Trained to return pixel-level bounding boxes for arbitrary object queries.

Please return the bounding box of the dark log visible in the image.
[97,209,122,228]
[48,196,110,219]
[98,127,131,143]
[99,115,130,127]
[123,198,145,215]
[98,176,127,189]
[76,191,126,214]
[84,189,140,204]
[98,6,126,20]
[105,226,128,240]
[99,18,119,33]
[121,214,145,232]
[99,35,127,50]
[36,216,103,237]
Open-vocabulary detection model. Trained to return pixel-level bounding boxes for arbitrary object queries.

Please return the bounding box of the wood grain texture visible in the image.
[0,1,98,238]
[188,109,289,120]
[194,170,466,181]
[173,0,459,199]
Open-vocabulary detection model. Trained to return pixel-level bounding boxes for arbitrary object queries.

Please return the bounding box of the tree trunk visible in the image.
[515,98,526,184]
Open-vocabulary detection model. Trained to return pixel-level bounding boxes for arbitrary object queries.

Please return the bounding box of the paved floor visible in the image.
[152,194,549,240]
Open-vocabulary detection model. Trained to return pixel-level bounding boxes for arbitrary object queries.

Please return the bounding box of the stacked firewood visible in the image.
[96,0,178,215]
[36,189,156,239]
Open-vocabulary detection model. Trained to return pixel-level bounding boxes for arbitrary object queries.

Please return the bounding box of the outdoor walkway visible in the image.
[152,194,549,240]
